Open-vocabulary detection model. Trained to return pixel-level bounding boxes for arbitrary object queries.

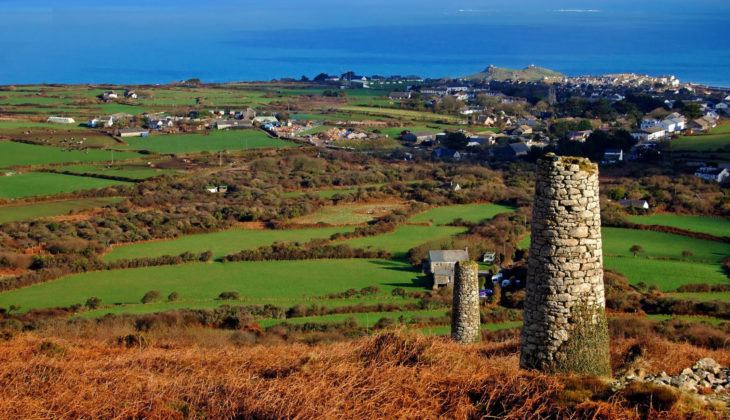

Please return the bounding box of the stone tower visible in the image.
[451,261,481,344]
[520,154,610,376]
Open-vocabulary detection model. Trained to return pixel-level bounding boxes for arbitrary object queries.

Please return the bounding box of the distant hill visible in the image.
[465,65,565,82]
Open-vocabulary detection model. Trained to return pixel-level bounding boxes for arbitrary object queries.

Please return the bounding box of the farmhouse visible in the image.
[426,249,470,289]
[602,149,624,164]
[694,167,730,183]
[118,128,150,138]
[214,119,252,130]
[124,90,138,99]
[254,116,279,126]
[47,116,76,124]
[494,142,530,161]
[388,91,411,100]
[100,91,118,101]
[619,199,650,211]
[476,114,497,126]
[567,130,592,142]
[631,126,666,142]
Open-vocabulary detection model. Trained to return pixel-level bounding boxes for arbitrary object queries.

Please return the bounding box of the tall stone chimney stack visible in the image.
[520,154,610,376]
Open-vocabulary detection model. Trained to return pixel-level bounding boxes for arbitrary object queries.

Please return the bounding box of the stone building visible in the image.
[520,154,611,376]
[426,249,469,289]
[451,261,481,344]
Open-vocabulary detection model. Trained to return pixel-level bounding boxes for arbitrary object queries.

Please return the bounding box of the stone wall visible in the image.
[451,261,481,344]
[520,154,610,375]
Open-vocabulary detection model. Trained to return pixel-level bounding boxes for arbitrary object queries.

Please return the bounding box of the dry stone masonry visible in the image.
[520,154,611,375]
[451,261,481,344]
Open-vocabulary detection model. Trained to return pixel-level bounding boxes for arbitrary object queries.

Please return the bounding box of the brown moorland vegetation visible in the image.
[0,330,728,418]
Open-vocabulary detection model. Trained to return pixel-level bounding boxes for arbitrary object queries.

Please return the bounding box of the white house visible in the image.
[253,116,279,125]
[619,199,650,210]
[631,126,666,142]
[602,149,624,164]
[118,128,150,138]
[640,118,661,130]
[695,167,730,183]
[47,116,76,124]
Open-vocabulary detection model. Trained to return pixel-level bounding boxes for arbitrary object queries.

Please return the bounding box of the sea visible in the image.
[1,0,729,86]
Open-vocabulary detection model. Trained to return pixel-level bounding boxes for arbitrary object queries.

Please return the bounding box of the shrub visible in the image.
[219,291,241,301]
[141,290,162,304]
[85,297,102,310]
[37,340,67,358]
[168,292,180,302]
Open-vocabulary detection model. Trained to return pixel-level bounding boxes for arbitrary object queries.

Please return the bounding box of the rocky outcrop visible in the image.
[520,154,610,375]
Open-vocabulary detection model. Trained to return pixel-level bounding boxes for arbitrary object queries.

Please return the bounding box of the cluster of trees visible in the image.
[223,243,390,262]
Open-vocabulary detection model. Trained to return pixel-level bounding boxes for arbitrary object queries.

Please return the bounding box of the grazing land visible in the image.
[0,141,139,168]
[627,214,730,237]
[410,203,515,225]
[0,172,130,199]
[118,130,293,154]
[343,225,467,258]
[288,202,408,225]
[104,226,354,262]
[0,259,421,313]
[0,197,123,224]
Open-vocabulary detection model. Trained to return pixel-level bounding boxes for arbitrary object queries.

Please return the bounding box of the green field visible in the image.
[627,214,730,237]
[104,226,355,262]
[673,132,730,152]
[0,259,423,313]
[0,172,131,199]
[666,292,730,302]
[58,164,176,180]
[290,202,407,225]
[602,227,730,263]
[0,141,139,168]
[0,197,122,224]
[343,225,467,259]
[521,228,730,291]
[259,309,448,328]
[410,203,515,225]
[604,257,728,291]
[339,106,461,122]
[118,130,293,154]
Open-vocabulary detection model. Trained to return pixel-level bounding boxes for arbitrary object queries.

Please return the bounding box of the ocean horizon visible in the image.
[1,0,729,86]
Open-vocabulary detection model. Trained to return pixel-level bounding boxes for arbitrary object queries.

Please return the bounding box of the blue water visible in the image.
[1,0,729,86]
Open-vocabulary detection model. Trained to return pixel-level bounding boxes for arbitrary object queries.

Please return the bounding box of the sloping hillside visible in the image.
[466,65,565,82]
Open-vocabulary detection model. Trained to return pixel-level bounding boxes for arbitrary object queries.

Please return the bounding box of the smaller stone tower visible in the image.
[451,261,481,344]
[520,154,610,376]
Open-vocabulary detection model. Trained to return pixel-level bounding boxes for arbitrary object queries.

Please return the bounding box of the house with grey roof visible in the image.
[426,249,470,289]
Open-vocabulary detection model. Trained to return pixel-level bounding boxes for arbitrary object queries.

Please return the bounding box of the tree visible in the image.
[167,292,180,302]
[681,250,694,259]
[219,291,240,300]
[629,245,644,257]
[141,290,162,304]
[85,297,102,310]
[313,73,329,82]
[443,132,469,150]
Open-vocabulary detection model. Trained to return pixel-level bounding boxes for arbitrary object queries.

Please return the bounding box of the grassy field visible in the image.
[258,309,448,328]
[339,106,461,122]
[0,172,131,199]
[0,141,139,168]
[602,227,730,263]
[627,214,730,237]
[666,292,730,302]
[289,202,407,225]
[520,228,730,291]
[0,197,122,224]
[672,132,730,152]
[343,225,467,259]
[410,203,515,226]
[117,130,293,154]
[104,226,354,262]
[58,164,176,180]
[604,257,728,291]
[0,259,423,312]
[419,321,523,336]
